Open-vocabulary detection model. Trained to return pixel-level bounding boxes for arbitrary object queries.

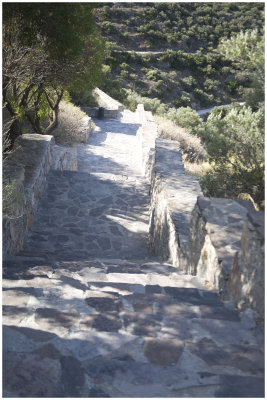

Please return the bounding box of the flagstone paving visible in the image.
[3,110,264,397]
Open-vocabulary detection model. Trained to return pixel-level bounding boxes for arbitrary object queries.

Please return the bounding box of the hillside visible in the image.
[94,2,264,110]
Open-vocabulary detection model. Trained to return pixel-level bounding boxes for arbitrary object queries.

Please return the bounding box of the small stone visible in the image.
[145,285,162,294]
[89,314,122,332]
[35,308,79,332]
[60,356,85,397]
[33,344,61,359]
[132,302,153,313]
[89,206,106,217]
[144,338,184,366]
[85,297,123,312]
[10,326,57,343]
[3,351,62,397]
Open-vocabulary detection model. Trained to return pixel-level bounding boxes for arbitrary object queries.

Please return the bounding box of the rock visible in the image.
[144,338,184,366]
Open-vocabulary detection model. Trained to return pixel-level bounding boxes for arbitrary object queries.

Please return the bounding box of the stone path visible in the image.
[3,110,264,397]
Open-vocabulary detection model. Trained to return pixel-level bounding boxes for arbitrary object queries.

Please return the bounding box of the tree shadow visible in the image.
[9,168,151,263]
[92,118,141,137]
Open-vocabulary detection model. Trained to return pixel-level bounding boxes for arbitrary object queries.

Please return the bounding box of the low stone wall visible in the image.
[229,210,264,318]
[189,197,248,297]
[149,138,202,271]
[3,134,77,257]
[81,87,124,119]
[136,105,157,179]
[189,197,264,319]
[81,107,119,119]
[148,136,264,319]
[93,88,124,111]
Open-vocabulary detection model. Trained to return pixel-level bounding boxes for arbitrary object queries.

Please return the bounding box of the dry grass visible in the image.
[183,158,211,178]
[155,115,207,163]
[52,101,91,146]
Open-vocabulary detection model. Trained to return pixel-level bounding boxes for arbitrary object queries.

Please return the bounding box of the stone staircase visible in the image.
[3,110,264,397]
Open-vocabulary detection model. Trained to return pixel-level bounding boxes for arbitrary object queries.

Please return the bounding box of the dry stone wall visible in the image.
[3,134,77,257]
[149,138,202,272]
[136,105,157,180]
[148,127,264,319]
[82,87,124,120]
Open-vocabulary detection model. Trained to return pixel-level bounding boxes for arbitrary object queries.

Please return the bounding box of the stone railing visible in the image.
[148,136,265,319]
[82,88,124,120]
[93,88,124,111]
[3,134,77,257]
[149,138,202,271]
[136,104,157,180]
[81,107,119,119]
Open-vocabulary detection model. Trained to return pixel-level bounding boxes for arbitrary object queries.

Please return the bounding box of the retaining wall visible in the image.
[81,107,119,119]
[136,104,157,180]
[149,138,202,272]
[82,88,124,120]
[3,134,77,257]
[148,133,264,319]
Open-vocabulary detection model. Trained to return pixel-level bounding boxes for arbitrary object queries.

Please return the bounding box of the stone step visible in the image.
[3,255,264,397]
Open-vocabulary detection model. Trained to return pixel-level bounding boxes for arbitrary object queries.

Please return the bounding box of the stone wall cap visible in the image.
[21,134,55,144]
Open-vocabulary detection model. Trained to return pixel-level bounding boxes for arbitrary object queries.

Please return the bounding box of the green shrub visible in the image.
[173,95,191,108]
[166,106,202,133]
[72,90,98,107]
[120,70,129,79]
[120,62,129,70]
[182,76,197,88]
[226,80,239,94]
[197,105,264,206]
[101,21,116,34]
[146,69,160,81]
[124,89,165,114]
[203,79,220,92]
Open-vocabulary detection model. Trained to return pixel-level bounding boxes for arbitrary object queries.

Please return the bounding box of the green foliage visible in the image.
[146,69,161,81]
[166,107,202,133]
[101,21,117,34]
[218,29,264,109]
[173,96,191,108]
[198,106,264,206]
[3,3,98,59]
[3,3,104,144]
[95,3,264,112]
[203,79,220,92]
[182,76,197,88]
[124,89,167,114]
[218,29,264,70]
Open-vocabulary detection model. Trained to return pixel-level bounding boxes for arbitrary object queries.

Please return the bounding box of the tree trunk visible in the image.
[25,112,44,135]
[44,107,59,135]
[7,118,22,149]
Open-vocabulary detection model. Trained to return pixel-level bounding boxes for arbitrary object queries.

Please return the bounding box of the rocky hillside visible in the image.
[94,3,264,110]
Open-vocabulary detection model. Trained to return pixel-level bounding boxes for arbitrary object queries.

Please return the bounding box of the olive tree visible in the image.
[3,3,104,147]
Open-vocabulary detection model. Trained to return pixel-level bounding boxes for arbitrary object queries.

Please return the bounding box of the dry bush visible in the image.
[183,159,211,178]
[52,101,91,146]
[155,115,207,162]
